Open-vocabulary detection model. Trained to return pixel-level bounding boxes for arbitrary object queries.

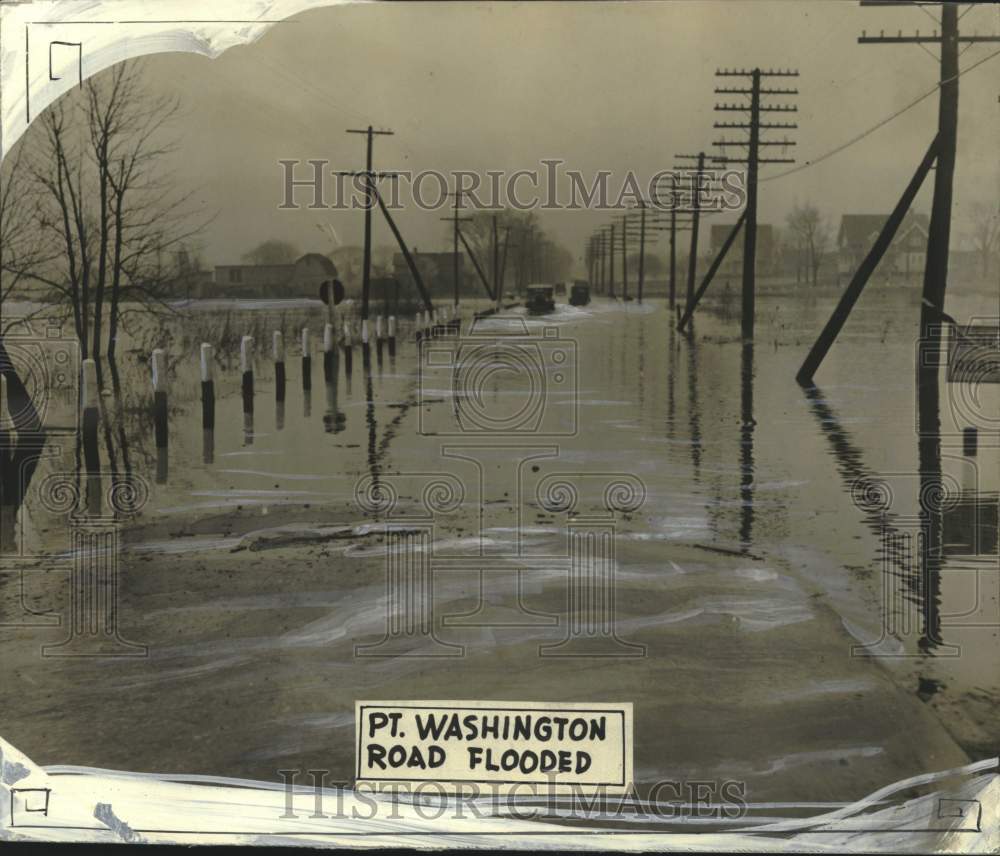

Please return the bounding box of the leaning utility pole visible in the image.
[714,68,797,340]
[797,4,998,385]
[346,126,395,331]
[860,3,970,387]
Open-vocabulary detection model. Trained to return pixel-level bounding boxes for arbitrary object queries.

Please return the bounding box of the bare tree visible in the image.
[969,201,1000,278]
[0,144,61,335]
[15,60,207,361]
[786,202,829,286]
[242,239,301,266]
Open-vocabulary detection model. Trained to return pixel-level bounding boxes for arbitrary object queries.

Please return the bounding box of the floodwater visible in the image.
[1,284,998,814]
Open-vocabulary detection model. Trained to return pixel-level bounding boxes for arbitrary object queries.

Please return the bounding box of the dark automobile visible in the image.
[569,282,591,306]
[525,284,556,315]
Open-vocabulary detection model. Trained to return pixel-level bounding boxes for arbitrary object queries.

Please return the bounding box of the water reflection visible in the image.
[739,342,755,550]
[156,447,169,485]
[802,363,999,668]
[665,324,676,440]
[683,326,701,481]
[365,368,380,487]
[324,353,346,435]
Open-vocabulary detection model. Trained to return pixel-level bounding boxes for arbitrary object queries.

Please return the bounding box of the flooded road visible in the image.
[1,288,997,809]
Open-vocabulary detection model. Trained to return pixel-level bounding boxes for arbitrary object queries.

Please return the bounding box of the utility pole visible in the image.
[713,68,797,341]
[621,214,630,301]
[675,152,708,314]
[623,204,670,303]
[346,126,395,330]
[637,201,646,304]
[858,3,977,387]
[492,213,501,311]
[797,4,998,385]
[608,223,615,297]
[441,191,472,310]
[598,230,607,294]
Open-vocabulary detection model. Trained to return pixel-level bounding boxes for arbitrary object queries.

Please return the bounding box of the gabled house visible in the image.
[837,212,929,279]
[205,252,337,299]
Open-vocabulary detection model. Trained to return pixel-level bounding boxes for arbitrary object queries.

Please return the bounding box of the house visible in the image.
[708,223,777,277]
[205,252,337,299]
[837,212,929,279]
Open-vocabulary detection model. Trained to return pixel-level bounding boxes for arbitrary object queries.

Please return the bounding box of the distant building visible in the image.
[708,223,777,277]
[206,253,337,299]
[837,212,928,279]
[392,251,478,299]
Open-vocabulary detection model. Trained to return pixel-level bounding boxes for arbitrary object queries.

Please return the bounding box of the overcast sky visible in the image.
[137,1,1000,271]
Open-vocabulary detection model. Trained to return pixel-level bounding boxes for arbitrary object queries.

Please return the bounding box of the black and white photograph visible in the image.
[0,0,998,850]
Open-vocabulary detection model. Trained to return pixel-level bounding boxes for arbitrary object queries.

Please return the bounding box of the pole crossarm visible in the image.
[859,32,1000,43]
[715,104,799,112]
[714,121,798,130]
[713,139,797,147]
[712,156,796,164]
[716,68,799,76]
[716,87,800,95]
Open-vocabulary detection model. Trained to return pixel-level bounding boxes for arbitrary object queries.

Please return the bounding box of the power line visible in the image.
[762,44,1000,183]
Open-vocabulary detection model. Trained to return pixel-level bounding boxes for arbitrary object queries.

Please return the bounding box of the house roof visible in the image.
[838,212,929,247]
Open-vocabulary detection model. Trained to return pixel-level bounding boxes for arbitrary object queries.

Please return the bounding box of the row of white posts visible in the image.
[77,309,463,455]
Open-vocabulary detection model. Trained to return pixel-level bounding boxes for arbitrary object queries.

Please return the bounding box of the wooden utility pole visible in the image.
[796,137,939,384]
[346,126,395,326]
[624,206,670,302]
[492,214,500,310]
[609,224,617,298]
[372,184,435,315]
[621,215,630,301]
[668,174,680,309]
[797,4,997,384]
[637,202,646,304]
[861,3,960,386]
[675,152,708,314]
[714,68,797,341]
[441,191,472,309]
[598,230,607,293]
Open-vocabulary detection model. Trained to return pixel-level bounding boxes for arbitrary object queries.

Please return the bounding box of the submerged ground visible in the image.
[1,285,997,812]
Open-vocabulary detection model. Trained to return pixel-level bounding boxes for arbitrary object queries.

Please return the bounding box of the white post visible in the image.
[240,336,253,374]
[361,319,369,345]
[343,320,352,347]
[151,349,167,394]
[273,331,285,363]
[375,316,384,340]
[324,323,334,354]
[302,327,311,357]
[200,343,214,383]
